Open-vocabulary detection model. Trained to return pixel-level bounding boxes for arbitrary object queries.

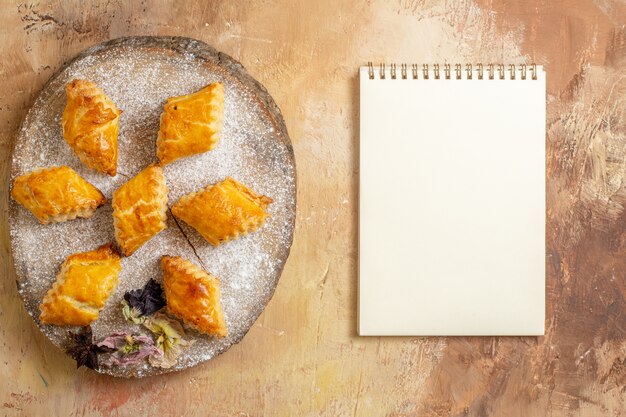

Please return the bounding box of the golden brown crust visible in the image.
[11,166,105,224]
[39,243,122,326]
[161,256,227,337]
[112,164,168,256]
[156,82,224,165]
[62,79,121,176]
[172,177,272,246]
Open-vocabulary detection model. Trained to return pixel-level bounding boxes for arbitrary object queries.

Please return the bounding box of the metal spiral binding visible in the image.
[367,62,537,80]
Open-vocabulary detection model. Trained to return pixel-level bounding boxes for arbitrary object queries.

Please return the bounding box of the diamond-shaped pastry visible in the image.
[171,177,272,246]
[62,79,122,176]
[39,243,121,326]
[156,82,224,165]
[112,164,168,256]
[11,166,105,224]
[161,256,227,338]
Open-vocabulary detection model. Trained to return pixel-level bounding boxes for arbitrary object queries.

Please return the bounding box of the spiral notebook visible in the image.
[359,63,546,336]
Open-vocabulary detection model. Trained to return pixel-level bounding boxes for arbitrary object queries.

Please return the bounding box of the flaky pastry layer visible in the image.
[39,243,121,326]
[156,82,224,165]
[161,256,227,337]
[112,164,168,256]
[11,166,105,224]
[171,177,272,246]
[62,79,122,176]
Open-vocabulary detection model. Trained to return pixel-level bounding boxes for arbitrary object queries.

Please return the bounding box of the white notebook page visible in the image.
[359,65,546,336]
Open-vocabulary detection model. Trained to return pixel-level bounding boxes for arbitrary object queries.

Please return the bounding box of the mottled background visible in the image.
[0,1,624,416]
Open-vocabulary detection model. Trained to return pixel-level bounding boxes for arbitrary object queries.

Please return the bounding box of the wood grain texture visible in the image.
[0,0,624,416]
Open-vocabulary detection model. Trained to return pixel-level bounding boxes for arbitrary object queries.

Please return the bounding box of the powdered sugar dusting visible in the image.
[9,37,296,377]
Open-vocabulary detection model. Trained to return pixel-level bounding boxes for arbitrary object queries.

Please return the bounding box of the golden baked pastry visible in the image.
[11,166,105,224]
[171,177,272,246]
[39,244,121,326]
[112,164,168,256]
[161,256,227,337]
[62,79,122,176]
[156,82,224,165]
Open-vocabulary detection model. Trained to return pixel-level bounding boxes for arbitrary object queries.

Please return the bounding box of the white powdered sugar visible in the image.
[9,37,296,377]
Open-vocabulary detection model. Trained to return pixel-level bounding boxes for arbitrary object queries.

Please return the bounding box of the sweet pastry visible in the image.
[62,79,122,176]
[11,166,105,224]
[161,256,227,337]
[39,244,121,326]
[171,177,272,246]
[156,82,224,165]
[112,164,168,256]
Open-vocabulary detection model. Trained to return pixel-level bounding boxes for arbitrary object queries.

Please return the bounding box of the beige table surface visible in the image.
[1,1,625,416]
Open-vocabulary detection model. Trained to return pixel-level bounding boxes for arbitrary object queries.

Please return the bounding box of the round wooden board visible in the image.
[9,36,296,377]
